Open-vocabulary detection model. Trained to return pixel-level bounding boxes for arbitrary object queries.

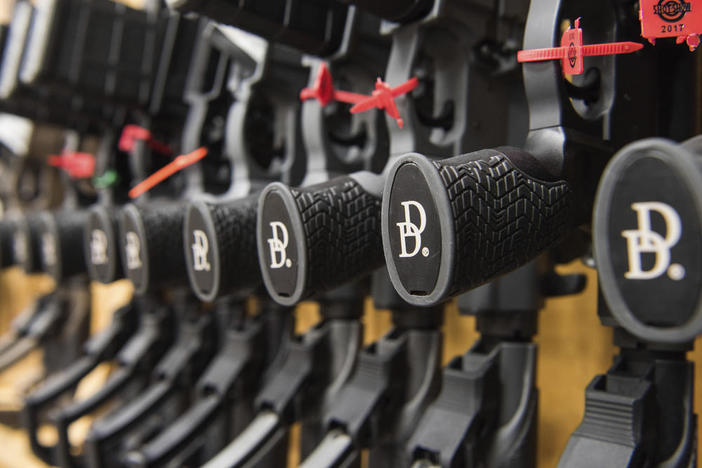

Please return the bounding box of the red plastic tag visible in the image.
[561,19,584,75]
[119,125,172,155]
[518,19,642,75]
[300,62,418,127]
[640,0,702,49]
[299,62,334,106]
[48,152,96,179]
[128,147,208,199]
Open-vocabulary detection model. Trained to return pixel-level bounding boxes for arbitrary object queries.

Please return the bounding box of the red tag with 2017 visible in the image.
[640,0,702,47]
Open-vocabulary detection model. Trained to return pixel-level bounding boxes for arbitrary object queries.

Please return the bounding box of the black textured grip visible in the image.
[184,195,261,301]
[119,203,189,294]
[258,174,384,305]
[296,177,384,293]
[440,151,572,290]
[39,210,89,281]
[383,148,574,306]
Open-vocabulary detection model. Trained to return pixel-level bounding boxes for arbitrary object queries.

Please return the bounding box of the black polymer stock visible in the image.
[387,0,696,466]
[134,10,384,465]
[86,23,293,468]
[81,20,215,466]
[559,136,702,467]
[195,9,389,466]
[250,1,529,466]
[0,0,127,436]
[22,132,141,468]
[182,23,309,304]
[23,144,166,465]
[0,0,184,377]
[111,27,254,466]
[381,0,678,306]
[0,0,127,408]
[256,0,529,307]
[78,16,234,468]
[116,25,314,467]
[382,1,691,466]
[13,3,202,466]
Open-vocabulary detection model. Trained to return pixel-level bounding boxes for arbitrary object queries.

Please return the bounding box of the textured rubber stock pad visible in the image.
[39,210,88,281]
[258,175,383,305]
[295,177,384,291]
[119,203,189,294]
[383,149,574,306]
[439,152,571,287]
[185,195,261,302]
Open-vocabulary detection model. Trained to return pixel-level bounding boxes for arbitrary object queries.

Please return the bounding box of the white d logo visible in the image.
[621,201,684,281]
[191,230,211,272]
[90,229,108,265]
[396,201,429,258]
[125,231,142,270]
[267,221,291,269]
